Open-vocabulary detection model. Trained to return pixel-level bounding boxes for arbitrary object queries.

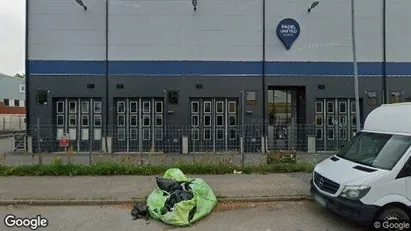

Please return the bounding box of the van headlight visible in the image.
[339,185,371,200]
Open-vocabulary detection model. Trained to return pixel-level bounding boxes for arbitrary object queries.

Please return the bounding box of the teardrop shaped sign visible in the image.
[276,18,300,50]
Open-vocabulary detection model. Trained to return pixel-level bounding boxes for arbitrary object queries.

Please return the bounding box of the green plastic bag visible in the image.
[147,168,218,226]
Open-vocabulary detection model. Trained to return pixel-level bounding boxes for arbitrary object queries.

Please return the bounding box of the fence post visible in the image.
[89,127,93,165]
[37,118,42,165]
[240,136,244,167]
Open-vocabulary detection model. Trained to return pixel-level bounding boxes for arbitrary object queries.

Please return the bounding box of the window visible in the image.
[36,90,48,105]
[155,128,163,140]
[57,115,64,127]
[204,101,211,113]
[229,115,236,126]
[216,129,224,140]
[143,129,151,140]
[3,99,9,106]
[143,115,150,127]
[130,115,138,127]
[81,115,89,127]
[155,101,163,113]
[350,101,356,114]
[143,101,150,113]
[69,101,77,113]
[315,101,323,114]
[326,101,334,114]
[94,115,102,127]
[216,101,224,113]
[339,102,347,114]
[191,115,199,127]
[117,128,125,141]
[391,92,402,104]
[130,129,138,141]
[327,115,334,127]
[327,129,334,140]
[94,101,102,113]
[204,115,211,127]
[168,91,179,105]
[367,91,378,106]
[315,115,323,127]
[117,101,125,113]
[336,132,411,170]
[228,101,236,113]
[316,129,323,140]
[81,101,89,113]
[155,115,163,127]
[229,129,236,140]
[339,128,347,140]
[57,101,64,113]
[14,100,20,107]
[69,115,76,126]
[130,101,138,113]
[204,129,211,140]
[117,115,125,127]
[191,129,199,141]
[216,115,224,127]
[339,115,347,127]
[191,101,199,113]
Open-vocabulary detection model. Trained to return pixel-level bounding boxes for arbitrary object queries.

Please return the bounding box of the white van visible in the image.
[311,103,411,230]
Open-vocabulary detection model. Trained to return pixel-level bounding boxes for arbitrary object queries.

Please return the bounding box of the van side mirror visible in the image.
[396,158,411,179]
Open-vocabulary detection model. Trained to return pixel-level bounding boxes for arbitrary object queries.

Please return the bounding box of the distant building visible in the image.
[0,73,26,132]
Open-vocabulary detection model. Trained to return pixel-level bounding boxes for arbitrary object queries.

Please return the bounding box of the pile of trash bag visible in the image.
[131,168,218,226]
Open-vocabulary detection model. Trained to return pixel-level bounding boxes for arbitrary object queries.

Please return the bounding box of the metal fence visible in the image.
[10,122,356,155]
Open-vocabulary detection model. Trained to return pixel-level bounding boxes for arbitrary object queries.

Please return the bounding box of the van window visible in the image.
[336,132,411,170]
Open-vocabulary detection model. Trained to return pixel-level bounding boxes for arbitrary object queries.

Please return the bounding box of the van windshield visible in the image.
[336,131,411,170]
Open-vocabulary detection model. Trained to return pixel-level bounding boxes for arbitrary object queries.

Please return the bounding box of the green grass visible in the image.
[0,159,314,176]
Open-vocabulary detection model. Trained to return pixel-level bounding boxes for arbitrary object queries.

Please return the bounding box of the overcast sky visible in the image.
[0,0,25,76]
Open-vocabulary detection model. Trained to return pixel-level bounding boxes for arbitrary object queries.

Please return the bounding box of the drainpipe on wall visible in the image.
[262,0,267,151]
[25,0,30,134]
[105,0,109,153]
[382,0,387,104]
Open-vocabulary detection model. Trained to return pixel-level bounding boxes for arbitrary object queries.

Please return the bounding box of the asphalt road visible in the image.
[0,201,371,231]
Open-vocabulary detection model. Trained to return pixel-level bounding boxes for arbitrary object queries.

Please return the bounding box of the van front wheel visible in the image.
[374,206,410,231]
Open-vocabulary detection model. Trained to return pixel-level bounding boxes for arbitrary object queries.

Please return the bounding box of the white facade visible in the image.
[28,0,411,63]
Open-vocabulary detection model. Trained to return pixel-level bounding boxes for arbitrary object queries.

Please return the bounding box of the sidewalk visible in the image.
[0,173,312,205]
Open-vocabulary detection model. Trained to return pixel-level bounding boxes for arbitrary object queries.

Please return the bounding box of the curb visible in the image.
[0,195,312,206]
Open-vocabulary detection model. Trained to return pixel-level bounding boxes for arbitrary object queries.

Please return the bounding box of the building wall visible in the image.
[27,0,411,138]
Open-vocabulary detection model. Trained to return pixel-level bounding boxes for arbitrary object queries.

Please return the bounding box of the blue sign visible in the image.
[276,18,300,50]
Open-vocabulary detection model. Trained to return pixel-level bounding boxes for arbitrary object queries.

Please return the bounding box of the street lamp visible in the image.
[308,1,319,13]
[75,0,87,10]
[351,0,361,132]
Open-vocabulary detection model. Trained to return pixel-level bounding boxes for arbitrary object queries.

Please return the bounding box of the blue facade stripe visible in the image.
[28,60,411,76]
[29,60,106,75]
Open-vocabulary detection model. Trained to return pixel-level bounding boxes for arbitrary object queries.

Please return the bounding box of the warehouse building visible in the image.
[26,0,411,153]
[0,73,26,132]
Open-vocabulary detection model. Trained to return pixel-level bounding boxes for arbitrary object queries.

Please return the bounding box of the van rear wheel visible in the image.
[375,206,410,231]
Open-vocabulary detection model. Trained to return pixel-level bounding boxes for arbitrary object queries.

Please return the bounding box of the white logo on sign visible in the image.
[19,84,26,93]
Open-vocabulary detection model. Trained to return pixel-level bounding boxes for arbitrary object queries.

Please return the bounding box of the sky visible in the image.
[0,0,25,76]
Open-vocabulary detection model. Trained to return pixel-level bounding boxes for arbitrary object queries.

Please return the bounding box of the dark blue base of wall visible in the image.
[28,60,411,76]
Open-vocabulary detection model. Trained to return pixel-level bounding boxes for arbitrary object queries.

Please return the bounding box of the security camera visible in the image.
[192,0,197,11]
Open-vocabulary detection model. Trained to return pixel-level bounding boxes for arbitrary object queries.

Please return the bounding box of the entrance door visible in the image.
[113,98,164,152]
[54,98,103,152]
[189,98,239,152]
[267,88,304,150]
[315,98,360,151]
